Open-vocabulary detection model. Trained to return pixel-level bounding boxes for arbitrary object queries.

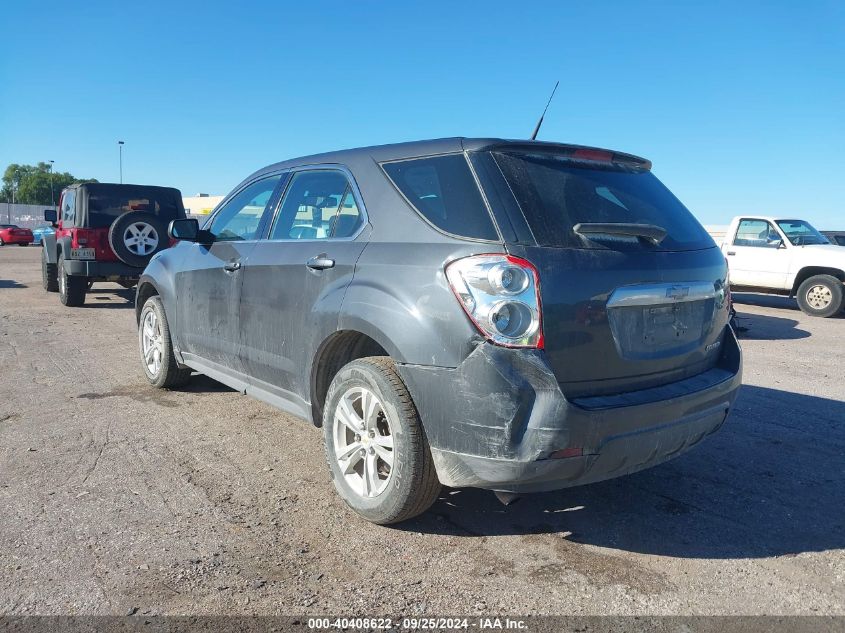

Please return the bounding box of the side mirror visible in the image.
[168,218,200,241]
[778,240,787,249]
[44,209,57,226]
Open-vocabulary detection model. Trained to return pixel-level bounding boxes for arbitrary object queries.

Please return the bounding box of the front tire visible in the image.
[796,274,844,317]
[58,254,87,307]
[323,357,441,525]
[18,243,28,247]
[139,295,192,388]
[42,248,58,292]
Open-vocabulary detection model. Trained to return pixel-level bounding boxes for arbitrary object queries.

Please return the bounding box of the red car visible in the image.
[0,224,34,246]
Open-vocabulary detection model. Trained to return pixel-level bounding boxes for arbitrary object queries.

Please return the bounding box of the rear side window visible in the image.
[382,154,498,241]
[61,191,76,224]
[492,151,714,251]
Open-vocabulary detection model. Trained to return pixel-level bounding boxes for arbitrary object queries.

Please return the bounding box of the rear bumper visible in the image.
[2,235,32,244]
[64,259,142,280]
[396,326,742,493]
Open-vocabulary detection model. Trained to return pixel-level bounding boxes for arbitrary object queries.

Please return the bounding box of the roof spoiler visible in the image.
[482,141,652,170]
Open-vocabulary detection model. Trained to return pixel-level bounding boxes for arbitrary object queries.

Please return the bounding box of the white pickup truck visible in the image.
[720,216,845,317]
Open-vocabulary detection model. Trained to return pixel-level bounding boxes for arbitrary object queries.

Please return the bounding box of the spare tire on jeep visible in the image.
[108,211,168,267]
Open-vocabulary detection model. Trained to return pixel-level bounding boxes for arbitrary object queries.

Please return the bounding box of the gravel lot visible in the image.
[1,245,843,617]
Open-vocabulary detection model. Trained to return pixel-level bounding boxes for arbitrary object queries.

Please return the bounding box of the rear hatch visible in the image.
[473,147,730,398]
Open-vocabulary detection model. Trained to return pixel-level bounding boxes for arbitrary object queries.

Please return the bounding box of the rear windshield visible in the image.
[86,188,184,228]
[382,154,498,241]
[492,151,714,251]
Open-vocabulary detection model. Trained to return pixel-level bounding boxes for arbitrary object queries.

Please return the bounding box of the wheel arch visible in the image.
[791,266,845,295]
[135,278,161,325]
[309,329,392,428]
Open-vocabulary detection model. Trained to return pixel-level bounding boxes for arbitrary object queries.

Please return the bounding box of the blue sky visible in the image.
[1,1,843,228]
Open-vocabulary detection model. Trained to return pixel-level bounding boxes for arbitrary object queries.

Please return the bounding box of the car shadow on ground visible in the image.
[0,279,27,289]
[732,311,810,340]
[400,385,844,559]
[178,374,238,394]
[83,288,135,309]
[732,291,844,318]
[732,292,801,312]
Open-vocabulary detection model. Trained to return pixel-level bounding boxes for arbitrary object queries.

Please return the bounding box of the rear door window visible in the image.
[382,154,498,241]
[269,170,364,240]
[491,151,714,251]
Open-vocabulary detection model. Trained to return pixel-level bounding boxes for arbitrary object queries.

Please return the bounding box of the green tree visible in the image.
[0,163,97,206]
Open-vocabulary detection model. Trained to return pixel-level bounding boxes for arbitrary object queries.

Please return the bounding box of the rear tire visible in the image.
[58,254,87,307]
[796,274,844,317]
[139,295,192,388]
[41,248,58,292]
[323,357,441,524]
[18,243,27,247]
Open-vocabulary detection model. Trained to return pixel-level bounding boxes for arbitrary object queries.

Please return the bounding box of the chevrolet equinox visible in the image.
[136,138,742,524]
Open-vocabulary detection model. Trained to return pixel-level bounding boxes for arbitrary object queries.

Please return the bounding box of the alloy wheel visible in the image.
[124,222,159,256]
[332,387,395,498]
[141,309,164,377]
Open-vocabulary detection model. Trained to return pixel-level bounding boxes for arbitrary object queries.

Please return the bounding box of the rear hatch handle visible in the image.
[574,222,668,245]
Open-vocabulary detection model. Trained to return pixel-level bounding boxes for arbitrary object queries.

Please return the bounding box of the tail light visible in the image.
[446,254,543,349]
[72,229,96,247]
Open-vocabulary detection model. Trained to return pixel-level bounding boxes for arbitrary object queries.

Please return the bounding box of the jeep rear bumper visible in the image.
[64,259,143,280]
[396,327,742,493]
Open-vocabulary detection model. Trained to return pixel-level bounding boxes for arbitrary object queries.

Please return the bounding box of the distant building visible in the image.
[182,193,224,217]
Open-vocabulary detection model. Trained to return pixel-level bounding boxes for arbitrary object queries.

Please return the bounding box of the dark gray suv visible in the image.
[136,138,742,524]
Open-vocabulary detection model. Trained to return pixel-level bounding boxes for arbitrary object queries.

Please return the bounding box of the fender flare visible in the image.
[42,233,59,264]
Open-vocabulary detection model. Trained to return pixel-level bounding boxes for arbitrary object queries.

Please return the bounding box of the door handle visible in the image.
[306,255,335,270]
[223,260,241,272]
[726,251,736,256]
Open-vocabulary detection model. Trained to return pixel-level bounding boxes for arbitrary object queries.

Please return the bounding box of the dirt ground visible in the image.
[1,245,843,617]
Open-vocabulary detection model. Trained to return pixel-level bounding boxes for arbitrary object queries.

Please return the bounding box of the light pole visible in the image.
[49,160,55,208]
[9,170,19,223]
[118,141,125,183]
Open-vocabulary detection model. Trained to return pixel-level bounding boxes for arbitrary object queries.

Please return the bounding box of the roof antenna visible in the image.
[530,80,559,141]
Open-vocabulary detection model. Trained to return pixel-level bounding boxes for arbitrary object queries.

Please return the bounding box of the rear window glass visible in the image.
[492,151,714,251]
[382,154,498,241]
[87,189,184,228]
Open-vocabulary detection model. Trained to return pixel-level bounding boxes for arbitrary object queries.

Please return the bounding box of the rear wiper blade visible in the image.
[573,222,668,245]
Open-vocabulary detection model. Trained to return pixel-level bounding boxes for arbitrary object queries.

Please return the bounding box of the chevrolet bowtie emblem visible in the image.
[666,286,690,300]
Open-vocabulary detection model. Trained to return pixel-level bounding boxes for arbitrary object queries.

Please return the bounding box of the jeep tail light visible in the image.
[446,254,543,349]
[72,229,96,248]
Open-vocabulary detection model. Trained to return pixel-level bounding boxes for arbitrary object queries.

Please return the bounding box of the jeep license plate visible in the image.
[71,248,95,260]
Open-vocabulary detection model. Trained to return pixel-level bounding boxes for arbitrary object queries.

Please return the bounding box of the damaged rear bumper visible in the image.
[395,327,742,493]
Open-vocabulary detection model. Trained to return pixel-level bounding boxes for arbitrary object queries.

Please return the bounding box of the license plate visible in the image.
[71,248,95,260]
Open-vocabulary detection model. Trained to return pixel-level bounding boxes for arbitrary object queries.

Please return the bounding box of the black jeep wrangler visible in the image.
[42,183,186,306]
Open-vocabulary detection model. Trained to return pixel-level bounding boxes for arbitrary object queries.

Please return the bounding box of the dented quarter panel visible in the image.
[339,241,489,368]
